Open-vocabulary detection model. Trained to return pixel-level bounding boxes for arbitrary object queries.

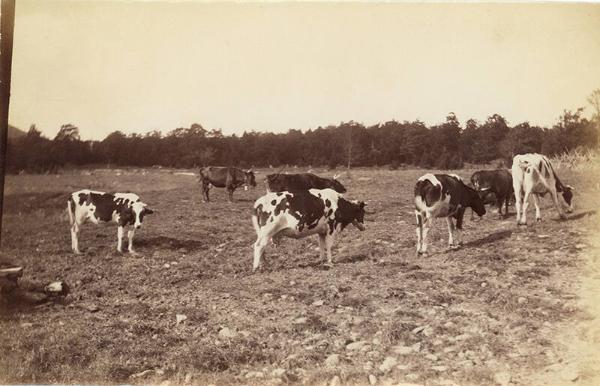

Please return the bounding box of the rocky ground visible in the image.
[1,166,598,385]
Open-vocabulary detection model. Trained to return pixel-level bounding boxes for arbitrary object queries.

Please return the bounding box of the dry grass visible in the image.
[0,167,597,385]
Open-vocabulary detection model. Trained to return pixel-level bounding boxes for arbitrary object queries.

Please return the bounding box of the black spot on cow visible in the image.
[414,179,442,208]
[271,200,277,206]
[334,197,365,232]
[284,191,326,232]
[325,199,331,208]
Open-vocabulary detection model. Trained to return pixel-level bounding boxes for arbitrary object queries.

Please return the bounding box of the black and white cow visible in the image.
[414,173,486,254]
[251,188,366,271]
[198,166,256,202]
[470,169,514,218]
[67,190,153,255]
[512,153,574,225]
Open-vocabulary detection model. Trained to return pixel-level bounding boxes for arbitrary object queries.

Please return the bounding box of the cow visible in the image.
[266,172,347,194]
[414,173,486,254]
[198,166,256,202]
[511,153,574,225]
[67,190,153,255]
[251,188,365,271]
[470,169,514,218]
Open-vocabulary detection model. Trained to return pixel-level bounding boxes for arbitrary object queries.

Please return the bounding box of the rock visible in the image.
[346,340,368,350]
[176,314,187,324]
[443,346,457,353]
[379,356,398,373]
[423,327,434,337]
[271,368,286,377]
[44,281,70,296]
[163,263,170,269]
[293,317,308,325]
[364,361,374,371]
[325,354,340,367]
[393,345,413,355]
[245,371,265,379]
[493,371,511,386]
[85,304,99,312]
[130,369,154,379]
[575,243,586,250]
[218,327,237,338]
[481,282,488,288]
[405,373,419,381]
[412,325,426,334]
[454,333,470,341]
[330,375,341,386]
[20,322,33,328]
[517,297,527,305]
[425,353,438,361]
[312,299,324,306]
[372,337,381,345]
[411,342,422,352]
[184,373,193,383]
[369,374,377,385]
[432,365,448,372]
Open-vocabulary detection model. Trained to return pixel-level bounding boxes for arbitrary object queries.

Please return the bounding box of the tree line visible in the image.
[6,106,599,174]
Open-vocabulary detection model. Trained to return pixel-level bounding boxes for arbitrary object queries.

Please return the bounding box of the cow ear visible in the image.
[359,201,366,209]
[144,208,154,215]
[333,173,340,180]
[566,185,574,191]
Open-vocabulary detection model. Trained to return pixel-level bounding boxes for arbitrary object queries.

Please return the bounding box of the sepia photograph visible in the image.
[1,1,599,385]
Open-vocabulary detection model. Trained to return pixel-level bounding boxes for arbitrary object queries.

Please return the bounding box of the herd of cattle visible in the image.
[66,153,574,270]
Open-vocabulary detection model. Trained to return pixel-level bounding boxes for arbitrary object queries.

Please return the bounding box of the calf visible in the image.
[199,166,256,202]
[511,153,573,225]
[67,190,153,254]
[251,188,365,271]
[414,174,486,254]
[470,169,514,218]
[266,172,346,193]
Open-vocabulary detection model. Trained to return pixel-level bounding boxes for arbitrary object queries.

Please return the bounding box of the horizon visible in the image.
[8,1,600,141]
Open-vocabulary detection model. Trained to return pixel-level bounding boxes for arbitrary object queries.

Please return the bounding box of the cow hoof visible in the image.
[322,263,333,270]
[517,221,527,226]
[536,218,542,223]
[129,251,140,257]
[73,250,83,255]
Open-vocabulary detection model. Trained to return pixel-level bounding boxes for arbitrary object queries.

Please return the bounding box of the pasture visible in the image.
[1,167,599,385]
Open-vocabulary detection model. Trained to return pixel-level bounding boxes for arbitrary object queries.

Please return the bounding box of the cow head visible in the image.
[244,169,257,191]
[561,185,574,213]
[466,185,486,217]
[131,201,153,229]
[336,198,366,231]
[331,174,347,193]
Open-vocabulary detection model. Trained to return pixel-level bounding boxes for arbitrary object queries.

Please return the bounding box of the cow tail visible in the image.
[251,209,260,234]
[545,157,566,192]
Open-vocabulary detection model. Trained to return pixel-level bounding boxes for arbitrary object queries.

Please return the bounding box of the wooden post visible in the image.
[0,0,16,247]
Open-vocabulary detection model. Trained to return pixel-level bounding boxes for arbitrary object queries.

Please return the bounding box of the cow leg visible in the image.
[318,233,327,261]
[227,188,235,202]
[324,234,335,266]
[520,189,532,225]
[71,222,82,254]
[117,226,124,253]
[127,229,138,255]
[497,195,505,219]
[420,214,432,254]
[504,195,510,217]
[454,208,465,246]
[415,211,424,255]
[253,235,269,272]
[201,182,210,202]
[513,184,524,225]
[532,194,542,222]
[550,189,568,220]
[446,217,456,248]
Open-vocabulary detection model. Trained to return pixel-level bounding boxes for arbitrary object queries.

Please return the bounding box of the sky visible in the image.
[7,1,600,141]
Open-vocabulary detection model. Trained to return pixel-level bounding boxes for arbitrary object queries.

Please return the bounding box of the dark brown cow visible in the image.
[199,166,256,202]
[470,169,514,218]
[266,173,346,193]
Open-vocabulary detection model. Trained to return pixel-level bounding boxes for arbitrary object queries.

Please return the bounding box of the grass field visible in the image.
[1,167,599,385]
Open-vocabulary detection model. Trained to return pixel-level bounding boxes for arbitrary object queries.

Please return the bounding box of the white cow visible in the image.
[67,190,153,254]
[511,153,573,225]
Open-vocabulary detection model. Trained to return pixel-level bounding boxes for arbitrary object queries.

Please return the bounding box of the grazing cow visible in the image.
[67,190,153,255]
[266,172,347,194]
[414,174,486,254]
[199,166,256,202]
[470,169,514,218]
[251,188,365,271]
[511,153,574,225]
